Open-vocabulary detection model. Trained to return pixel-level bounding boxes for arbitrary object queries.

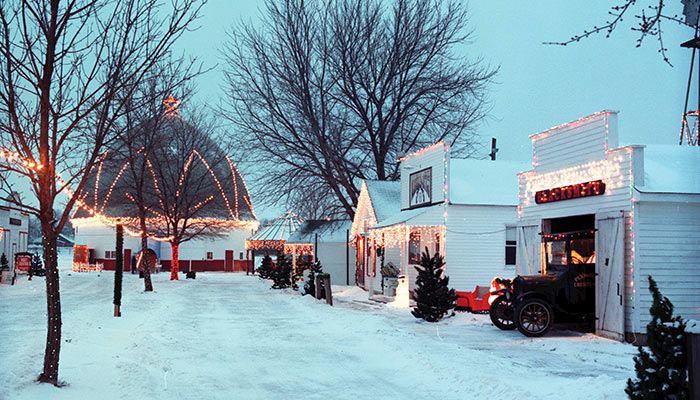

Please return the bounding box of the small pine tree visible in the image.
[411,247,456,322]
[31,253,43,272]
[271,253,293,289]
[256,255,274,280]
[625,276,688,400]
[303,259,324,296]
[0,253,8,270]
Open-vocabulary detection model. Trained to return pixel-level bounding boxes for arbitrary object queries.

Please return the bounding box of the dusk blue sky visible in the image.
[173,1,692,218]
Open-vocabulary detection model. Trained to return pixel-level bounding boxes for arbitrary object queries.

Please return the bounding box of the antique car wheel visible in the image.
[489,296,516,330]
[515,298,553,337]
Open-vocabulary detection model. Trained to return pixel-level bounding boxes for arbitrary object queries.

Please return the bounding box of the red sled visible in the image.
[455,286,491,313]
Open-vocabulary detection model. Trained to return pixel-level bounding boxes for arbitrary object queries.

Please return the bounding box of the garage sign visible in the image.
[535,180,606,204]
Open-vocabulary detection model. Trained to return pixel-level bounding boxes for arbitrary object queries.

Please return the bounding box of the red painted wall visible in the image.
[98,254,252,272]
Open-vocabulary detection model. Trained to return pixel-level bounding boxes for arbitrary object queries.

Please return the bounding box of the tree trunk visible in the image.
[37,233,61,385]
[170,242,179,281]
[140,217,153,292]
[113,224,124,316]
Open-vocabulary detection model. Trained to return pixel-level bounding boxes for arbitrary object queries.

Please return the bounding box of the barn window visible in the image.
[105,250,117,259]
[239,252,244,259]
[505,227,516,265]
[206,252,213,260]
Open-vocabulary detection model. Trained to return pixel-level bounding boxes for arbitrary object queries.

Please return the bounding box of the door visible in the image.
[595,212,625,341]
[516,223,542,276]
[356,236,365,288]
[225,250,234,272]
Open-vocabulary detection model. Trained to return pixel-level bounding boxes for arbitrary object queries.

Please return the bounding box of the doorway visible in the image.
[542,214,596,331]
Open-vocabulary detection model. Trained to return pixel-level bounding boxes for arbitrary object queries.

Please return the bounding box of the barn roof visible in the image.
[449,158,527,206]
[287,220,352,244]
[72,117,256,222]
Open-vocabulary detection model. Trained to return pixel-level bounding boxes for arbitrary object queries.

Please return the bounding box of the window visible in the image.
[408,231,421,264]
[505,227,516,265]
[105,250,117,259]
[239,252,244,260]
[206,252,213,260]
[9,217,22,226]
[409,168,432,207]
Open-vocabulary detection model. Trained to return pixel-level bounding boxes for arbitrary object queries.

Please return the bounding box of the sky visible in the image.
[173,0,693,219]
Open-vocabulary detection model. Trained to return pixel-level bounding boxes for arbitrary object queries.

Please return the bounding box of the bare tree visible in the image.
[0,0,204,386]
[149,109,255,279]
[222,0,494,219]
[544,1,697,66]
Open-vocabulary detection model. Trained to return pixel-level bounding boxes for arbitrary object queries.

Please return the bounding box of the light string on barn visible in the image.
[0,145,258,241]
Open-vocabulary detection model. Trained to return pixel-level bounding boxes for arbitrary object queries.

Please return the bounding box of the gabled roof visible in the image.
[636,144,700,194]
[364,180,401,221]
[248,212,303,242]
[449,158,527,206]
[287,220,352,244]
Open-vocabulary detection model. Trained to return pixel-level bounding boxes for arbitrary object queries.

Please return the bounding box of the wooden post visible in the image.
[689,332,700,400]
[346,229,350,285]
[323,274,333,306]
[314,273,322,300]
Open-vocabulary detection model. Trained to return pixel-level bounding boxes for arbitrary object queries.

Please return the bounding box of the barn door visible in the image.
[595,212,625,341]
[516,223,542,275]
[225,250,234,272]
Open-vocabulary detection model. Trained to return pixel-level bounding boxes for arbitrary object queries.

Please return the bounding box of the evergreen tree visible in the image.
[271,253,293,289]
[31,253,44,274]
[411,247,456,322]
[256,255,274,280]
[303,259,324,296]
[113,224,124,317]
[0,253,8,270]
[626,276,688,400]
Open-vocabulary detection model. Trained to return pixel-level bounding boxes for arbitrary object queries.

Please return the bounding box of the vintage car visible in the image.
[489,230,596,337]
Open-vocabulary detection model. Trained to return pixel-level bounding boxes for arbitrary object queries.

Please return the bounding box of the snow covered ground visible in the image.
[0,270,635,400]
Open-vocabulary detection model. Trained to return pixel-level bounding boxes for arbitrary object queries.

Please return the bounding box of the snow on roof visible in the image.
[371,207,429,229]
[287,219,352,244]
[364,180,401,222]
[248,212,302,242]
[449,158,527,205]
[637,144,700,194]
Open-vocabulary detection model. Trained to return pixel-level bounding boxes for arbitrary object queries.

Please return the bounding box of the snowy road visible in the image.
[0,272,634,400]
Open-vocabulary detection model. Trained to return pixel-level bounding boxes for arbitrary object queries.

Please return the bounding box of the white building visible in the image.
[285,219,355,285]
[516,110,700,342]
[352,143,526,295]
[0,198,29,270]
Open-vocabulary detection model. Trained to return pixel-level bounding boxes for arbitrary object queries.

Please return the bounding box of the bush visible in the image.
[303,259,324,296]
[271,253,292,289]
[256,255,273,280]
[626,276,688,399]
[411,247,455,322]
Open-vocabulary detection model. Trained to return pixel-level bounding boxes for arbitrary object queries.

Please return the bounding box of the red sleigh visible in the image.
[455,286,492,313]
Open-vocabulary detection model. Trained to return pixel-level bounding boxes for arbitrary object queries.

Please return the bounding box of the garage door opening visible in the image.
[542,214,596,332]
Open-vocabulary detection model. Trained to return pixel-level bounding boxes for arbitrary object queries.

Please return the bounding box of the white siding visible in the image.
[315,242,354,286]
[0,207,30,269]
[400,144,447,210]
[532,112,618,172]
[519,147,636,220]
[445,205,518,290]
[634,201,700,331]
[74,222,252,262]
